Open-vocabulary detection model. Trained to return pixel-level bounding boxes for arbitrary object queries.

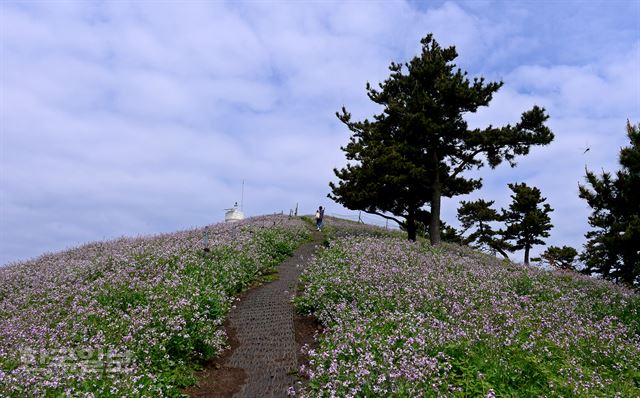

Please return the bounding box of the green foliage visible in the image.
[457,199,511,258]
[256,228,297,262]
[96,285,148,313]
[512,274,534,296]
[440,223,464,244]
[579,121,640,287]
[329,33,553,244]
[536,245,578,271]
[502,183,554,264]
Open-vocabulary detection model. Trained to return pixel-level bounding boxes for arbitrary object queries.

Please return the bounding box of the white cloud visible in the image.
[1,0,638,264]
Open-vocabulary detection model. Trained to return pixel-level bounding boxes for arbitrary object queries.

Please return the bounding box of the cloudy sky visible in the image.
[1,0,638,265]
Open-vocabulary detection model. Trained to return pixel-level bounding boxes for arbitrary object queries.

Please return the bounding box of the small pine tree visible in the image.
[457,199,511,258]
[502,183,554,265]
[579,121,640,287]
[536,245,578,271]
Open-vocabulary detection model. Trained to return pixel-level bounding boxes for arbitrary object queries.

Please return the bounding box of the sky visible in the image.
[1,0,639,266]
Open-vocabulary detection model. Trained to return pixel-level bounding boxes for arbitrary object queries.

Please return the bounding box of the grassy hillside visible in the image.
[0,216,310,397]
[2,216,637,397]
[295,222,640,397]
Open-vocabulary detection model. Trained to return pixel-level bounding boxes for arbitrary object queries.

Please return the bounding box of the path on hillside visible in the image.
[186,230,322,398]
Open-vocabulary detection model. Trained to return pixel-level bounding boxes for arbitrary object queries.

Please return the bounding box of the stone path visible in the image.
[186,230,322,398]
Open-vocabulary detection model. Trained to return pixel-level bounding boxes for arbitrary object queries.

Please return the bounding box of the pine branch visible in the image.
[364,210,405,227]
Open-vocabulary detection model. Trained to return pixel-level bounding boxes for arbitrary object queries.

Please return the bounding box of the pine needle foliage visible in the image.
[330,34,554,244]
[579,121,640,287]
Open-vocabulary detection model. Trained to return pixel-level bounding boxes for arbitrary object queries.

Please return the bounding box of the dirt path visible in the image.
[186,230,322,398]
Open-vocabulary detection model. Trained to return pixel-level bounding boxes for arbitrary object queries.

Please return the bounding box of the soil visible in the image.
[293,313,322,377]
[183,320,246,398]
[184,230,323,398]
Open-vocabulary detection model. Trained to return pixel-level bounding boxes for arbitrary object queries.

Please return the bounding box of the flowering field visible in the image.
[295,234,640,397]
[0,215,309,397]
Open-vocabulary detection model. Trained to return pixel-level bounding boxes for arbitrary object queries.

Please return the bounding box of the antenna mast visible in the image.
[241,179,244,211]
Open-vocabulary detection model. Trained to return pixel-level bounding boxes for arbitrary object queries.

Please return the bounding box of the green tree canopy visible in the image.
[579,121,640,287]
[502,183,554,265]
[457,199,511,259]
[329,34,554,243]
[535,245,578,271]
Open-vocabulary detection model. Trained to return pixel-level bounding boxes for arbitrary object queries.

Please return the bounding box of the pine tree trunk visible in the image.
[621,251,635,287]
[524,246,530,265]
[429,150,442,246]
[430,182,442,246]
[406,211,417,241]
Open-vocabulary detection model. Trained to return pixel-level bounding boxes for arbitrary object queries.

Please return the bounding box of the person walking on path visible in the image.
[315,206,325,231]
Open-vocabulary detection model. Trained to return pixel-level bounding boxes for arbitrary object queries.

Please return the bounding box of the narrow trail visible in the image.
[186,229,322,398]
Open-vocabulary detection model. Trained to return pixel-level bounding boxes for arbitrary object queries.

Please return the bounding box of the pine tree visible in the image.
[535,245,578,271]
[502,183,554,265]
[441,223,464,244]
[329,34,553,243]
[579,121,640,287]
[457,199,511,258]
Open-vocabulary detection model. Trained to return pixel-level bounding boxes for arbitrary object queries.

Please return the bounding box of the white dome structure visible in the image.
[225,203,245,223]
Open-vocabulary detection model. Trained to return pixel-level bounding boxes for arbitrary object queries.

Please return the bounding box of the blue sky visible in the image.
[1,0,639,265]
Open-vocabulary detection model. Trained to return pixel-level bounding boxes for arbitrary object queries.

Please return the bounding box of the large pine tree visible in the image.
[329,34,554,243]
[502,183,554,265]
[579,121,640,287]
